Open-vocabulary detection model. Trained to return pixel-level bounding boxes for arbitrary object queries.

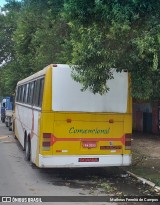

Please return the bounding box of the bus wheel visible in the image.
[25,136,31,161]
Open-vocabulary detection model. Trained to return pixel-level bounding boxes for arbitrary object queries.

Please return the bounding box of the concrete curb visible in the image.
[126,171,160,193]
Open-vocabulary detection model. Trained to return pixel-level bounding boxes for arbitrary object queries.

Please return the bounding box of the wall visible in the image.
[133,102,159,134]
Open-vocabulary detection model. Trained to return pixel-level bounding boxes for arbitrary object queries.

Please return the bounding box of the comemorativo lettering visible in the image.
[69,127,110,134]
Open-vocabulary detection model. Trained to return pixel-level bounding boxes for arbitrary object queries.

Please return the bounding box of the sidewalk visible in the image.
[128,132,160,187]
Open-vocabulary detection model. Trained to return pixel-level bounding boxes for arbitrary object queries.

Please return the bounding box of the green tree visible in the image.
[0,0,21,65]
[1,0,160,100]
[13,0,67,72]
[0,0,22,96]
[63,0,160,99]
[0,0,68,95]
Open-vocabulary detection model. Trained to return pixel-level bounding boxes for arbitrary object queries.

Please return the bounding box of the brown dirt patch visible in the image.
[132,133,160,159]
[128,132,160,186]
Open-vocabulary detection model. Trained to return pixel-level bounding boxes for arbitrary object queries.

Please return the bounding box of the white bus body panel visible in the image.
[39,154,131,168]
[15,104,40,163]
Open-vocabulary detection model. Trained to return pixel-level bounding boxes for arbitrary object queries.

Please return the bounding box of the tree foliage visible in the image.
[63,0,160,99]
[0,0,22,95]
[0,0,160,100]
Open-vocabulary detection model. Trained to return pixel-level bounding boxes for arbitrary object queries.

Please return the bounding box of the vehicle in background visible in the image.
[1,98,6,123]
[14,64,132,168]
[5,96,14,131]
[1,96,14,131]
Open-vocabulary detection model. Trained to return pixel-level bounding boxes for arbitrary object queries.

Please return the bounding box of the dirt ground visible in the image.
[128,132,160,186]
[132,132,160,158]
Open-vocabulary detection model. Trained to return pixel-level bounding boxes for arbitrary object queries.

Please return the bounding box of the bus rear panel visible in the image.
[15,64,132,168]
[38,64,132,168]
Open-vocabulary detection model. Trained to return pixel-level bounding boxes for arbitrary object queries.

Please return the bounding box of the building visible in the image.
[133,101,159,134]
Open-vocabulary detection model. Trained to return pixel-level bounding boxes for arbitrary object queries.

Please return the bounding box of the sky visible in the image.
[0,0,7,7]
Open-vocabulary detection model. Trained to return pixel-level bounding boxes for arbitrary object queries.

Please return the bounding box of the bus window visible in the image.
[16,87,19,102]
[18,86,22,102]
[34,79,40,107]
[22,84,27,103]
[27,83,31,104]
[20,85,25,103]
[24,84,29,104]
[34,78,44,107]
[39,78,44,107]
[19,86,23,102]
[31,81,36,105]
[27,81,35,105]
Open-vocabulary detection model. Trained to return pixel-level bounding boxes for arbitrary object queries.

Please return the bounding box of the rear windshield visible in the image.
[52,65,128,113]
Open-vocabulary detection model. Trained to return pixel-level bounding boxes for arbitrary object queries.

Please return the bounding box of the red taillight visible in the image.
[43,133,51,138]
[42,133,52,151]
[125,134,132,150]
[42,142,50,146]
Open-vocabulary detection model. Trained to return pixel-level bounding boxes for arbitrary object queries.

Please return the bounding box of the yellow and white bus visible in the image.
[15,64,132,168]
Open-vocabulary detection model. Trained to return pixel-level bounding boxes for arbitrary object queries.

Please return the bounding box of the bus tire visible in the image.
[25,135,31,161]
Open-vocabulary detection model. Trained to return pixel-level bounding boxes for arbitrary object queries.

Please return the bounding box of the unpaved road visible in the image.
[0,121,158,205]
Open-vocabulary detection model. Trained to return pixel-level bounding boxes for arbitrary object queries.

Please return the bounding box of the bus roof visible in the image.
[17,64,52,85]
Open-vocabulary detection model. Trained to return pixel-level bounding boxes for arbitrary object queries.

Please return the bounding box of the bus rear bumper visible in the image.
[39,154,132,168]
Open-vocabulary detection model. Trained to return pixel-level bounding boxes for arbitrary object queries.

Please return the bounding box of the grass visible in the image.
[129,167,160,187]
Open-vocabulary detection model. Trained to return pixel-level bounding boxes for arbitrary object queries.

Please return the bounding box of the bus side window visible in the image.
[16,87,19,102]
[20,85,25,103]
[33,79,40,107]
[39,78,44,107]
[33,78,44,108]
[18,86,22,102]
[19,86,23,102]
[22,84,27,103]
[27,83,31,104]
[26,81,35,105]
[30,81,36,105]
[24,84,29,104]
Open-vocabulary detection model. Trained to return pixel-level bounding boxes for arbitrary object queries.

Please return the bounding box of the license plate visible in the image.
[79,158,99,162]
[82,141,97,148]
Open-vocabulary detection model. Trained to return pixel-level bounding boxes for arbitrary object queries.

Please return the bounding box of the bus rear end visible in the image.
[38,64,132,168]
